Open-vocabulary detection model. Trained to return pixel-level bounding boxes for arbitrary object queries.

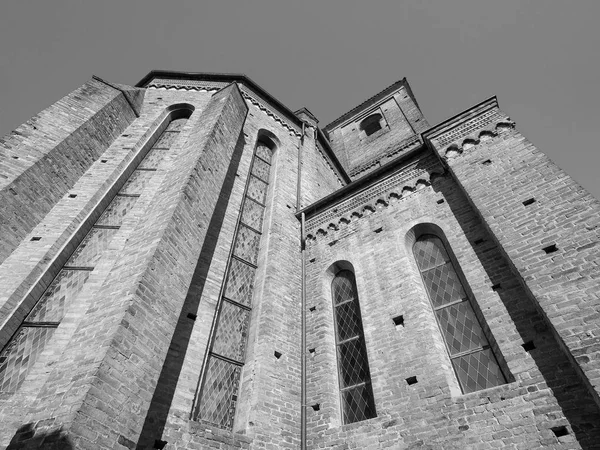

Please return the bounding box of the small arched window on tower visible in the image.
[359,114,383,137]
[413,234,507,393]
[331,270,376,424]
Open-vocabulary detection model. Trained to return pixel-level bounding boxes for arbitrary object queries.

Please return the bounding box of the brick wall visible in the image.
[325,86,428,180]
[0,77,141,264]
[427,107,600,413]
[302,151,600,448]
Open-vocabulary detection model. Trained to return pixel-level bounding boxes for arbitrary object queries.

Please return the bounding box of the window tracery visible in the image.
[0,110,192,394]
[331,270,376,424]
[413,234,507,393]
[193,139,274,429]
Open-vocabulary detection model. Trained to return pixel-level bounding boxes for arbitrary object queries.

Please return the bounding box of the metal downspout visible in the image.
[300,211,307,450]
[298,122,307,450]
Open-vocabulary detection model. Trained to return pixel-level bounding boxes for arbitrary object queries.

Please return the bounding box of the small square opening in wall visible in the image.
[309,306,316,312]
[68,194,77,198]
[311,403,320,411]
[522,341,536,352]
[274,351,282,359]
[154,439,168,449]
[542,244,558,254]
[392,315,404,328]
[523,198,536,206]
[406,376,418,385]
[30,236,42,242]
[551,426,569,438]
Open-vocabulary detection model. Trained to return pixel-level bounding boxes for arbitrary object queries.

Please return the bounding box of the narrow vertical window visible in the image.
[332,270,376,424]
[0,110,192,394]
[413,234,507,393]
[194,138,274,429]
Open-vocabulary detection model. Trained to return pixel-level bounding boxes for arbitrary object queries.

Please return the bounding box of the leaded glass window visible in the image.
[0,112,191,394]
[413,234,507,393]
[332,270,376,424]
[194,140,274,429]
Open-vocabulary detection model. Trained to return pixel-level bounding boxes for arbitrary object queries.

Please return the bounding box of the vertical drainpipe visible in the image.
[297,122,307,450]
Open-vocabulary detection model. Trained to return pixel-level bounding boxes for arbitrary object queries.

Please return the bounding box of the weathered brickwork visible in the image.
[304,161,600,449]
[0,71,598,449]
[0,77,142,264]
[425,104,600,411]
[325,83,428,180]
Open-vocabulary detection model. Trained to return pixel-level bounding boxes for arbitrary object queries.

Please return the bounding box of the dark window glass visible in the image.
[0,111,190,394]
[360,114,383,136]
[332,270,376,424]
[413,235,507,393]
[195,141,274,429]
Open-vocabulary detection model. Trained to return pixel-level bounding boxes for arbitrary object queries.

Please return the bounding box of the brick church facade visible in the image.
[0,71,599,449]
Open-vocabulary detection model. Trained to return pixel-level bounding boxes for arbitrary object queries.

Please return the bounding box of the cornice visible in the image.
[303,152,442,244]
[422,96,515,159]
[324,78,420,132]
[136,71,350,181]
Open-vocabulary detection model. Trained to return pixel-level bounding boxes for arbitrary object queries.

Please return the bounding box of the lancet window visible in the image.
[0,109,191,393]
[193,138,274,430]
[332,270,376,424]
[413,234,507,393]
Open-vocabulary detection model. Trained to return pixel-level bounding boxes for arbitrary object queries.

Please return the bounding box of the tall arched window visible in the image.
[359,114,383,136]
[194,136,275,429]
[332,270,376,424]
[0,106,193,394]
[413,234,507,393]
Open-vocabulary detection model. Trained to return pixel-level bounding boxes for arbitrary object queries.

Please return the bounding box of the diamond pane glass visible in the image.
[251,157,270,182]
[0,326,56,393]
[212,302,250,362]
[154,130,180,148]
[255,143,272,163]
[233,224,261,265]
[413,235,449,271]
[66,227,118,267]
[421,263,466,308]
[246,175,268,205]
[241,198,264,231]
[338,338,370,388]
[196,357,241,429]
[167,118,186,131]
[335,302,362,342]
[224,258,256,307]
[27,270,91,322]
[436,301,488,355]
[120,169,154,195]
[341,383,376,424]
[139,148,168,169]
[452,349,505,393]
[97,195,138,226]
[331,271,356,305]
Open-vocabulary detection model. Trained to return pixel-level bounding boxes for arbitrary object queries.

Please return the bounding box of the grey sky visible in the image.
[1,0,599,198]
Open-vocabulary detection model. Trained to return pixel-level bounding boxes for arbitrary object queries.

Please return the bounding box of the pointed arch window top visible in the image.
[331,269,376,423]
[413,234,508,393]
